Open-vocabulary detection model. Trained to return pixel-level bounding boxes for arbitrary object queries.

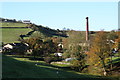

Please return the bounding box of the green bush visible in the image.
[44,57,53,64]
[71,59,86,72]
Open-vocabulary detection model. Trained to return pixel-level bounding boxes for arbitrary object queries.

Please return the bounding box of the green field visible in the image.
[2,55,115,80]
[1,28,32,43]
[0,22,28,27]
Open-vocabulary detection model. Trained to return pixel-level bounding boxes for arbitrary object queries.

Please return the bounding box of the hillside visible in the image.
[0,18,31,43]
[0,22,28,27]
[1,20,68,43]
[29,24,68,37]
[0,17,28,27]
[2,55,115,80]
[1,28,32,43]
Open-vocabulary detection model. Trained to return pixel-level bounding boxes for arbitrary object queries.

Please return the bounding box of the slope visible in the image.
[0,22,28,28]
[1,21,68,43]
[1,28,32,43]
[2,55,114,80]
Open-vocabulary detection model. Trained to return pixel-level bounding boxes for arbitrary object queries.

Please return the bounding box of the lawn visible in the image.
[0,22,27,27]
[2,55,118,80]
[1,28,32,43]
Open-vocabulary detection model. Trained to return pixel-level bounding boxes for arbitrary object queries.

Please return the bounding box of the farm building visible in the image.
[54,53,62,57]
[23,20,31,24]
[3,43,29,54]
[3,43,14,50]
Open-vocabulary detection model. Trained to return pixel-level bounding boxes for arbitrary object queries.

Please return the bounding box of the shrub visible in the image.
[53,56,63,62]
[44,57,53,64]
[71,59,86,72]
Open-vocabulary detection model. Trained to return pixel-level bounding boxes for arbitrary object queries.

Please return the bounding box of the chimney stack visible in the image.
[86,17,89,41]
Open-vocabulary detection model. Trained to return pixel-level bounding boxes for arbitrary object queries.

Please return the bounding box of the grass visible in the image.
[2,55,117,80]
[1,28,32,43]
[0,22,27,27]
[30,31,46,38]
[107,56,120,65]
[51,61,72,67]
[112,57,120,64]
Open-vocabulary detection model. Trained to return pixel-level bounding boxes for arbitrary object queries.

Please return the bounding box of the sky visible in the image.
[1,2,118,31]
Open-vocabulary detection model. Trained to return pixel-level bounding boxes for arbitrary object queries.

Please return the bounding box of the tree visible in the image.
[12,43,28,56]
[43,38,58,56]
[107,31,118,70]
[18,20,22,23]
[23,37,58,59]
[89,31,111,76]
[63,27,66,31]
[86,50,102,75]
[62,31,87,72]
[115,31,120,49]
[23,37,43,58]
[63,31,85,52]
[107,31,118,41]
[70,45,86,72]
[13,19,16,22]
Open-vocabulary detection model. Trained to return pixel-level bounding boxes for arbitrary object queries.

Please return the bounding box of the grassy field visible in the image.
[1,28,32,43]
[29,31,49,39]
[0,22,28,27]
[2,55,118,80]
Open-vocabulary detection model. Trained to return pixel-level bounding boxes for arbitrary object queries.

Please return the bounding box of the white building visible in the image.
[23,20,31,24]
[54,53,62,57]
[3,44,13,49]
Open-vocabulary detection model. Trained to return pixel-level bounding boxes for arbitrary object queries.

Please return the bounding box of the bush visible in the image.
[53,56,63,62]
[71,59,86,72]
[44,57,53,64]
[29,57,44,61]
[62,51,71,59]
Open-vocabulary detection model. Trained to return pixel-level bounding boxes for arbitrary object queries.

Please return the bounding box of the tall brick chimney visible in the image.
[86,17,89,41]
